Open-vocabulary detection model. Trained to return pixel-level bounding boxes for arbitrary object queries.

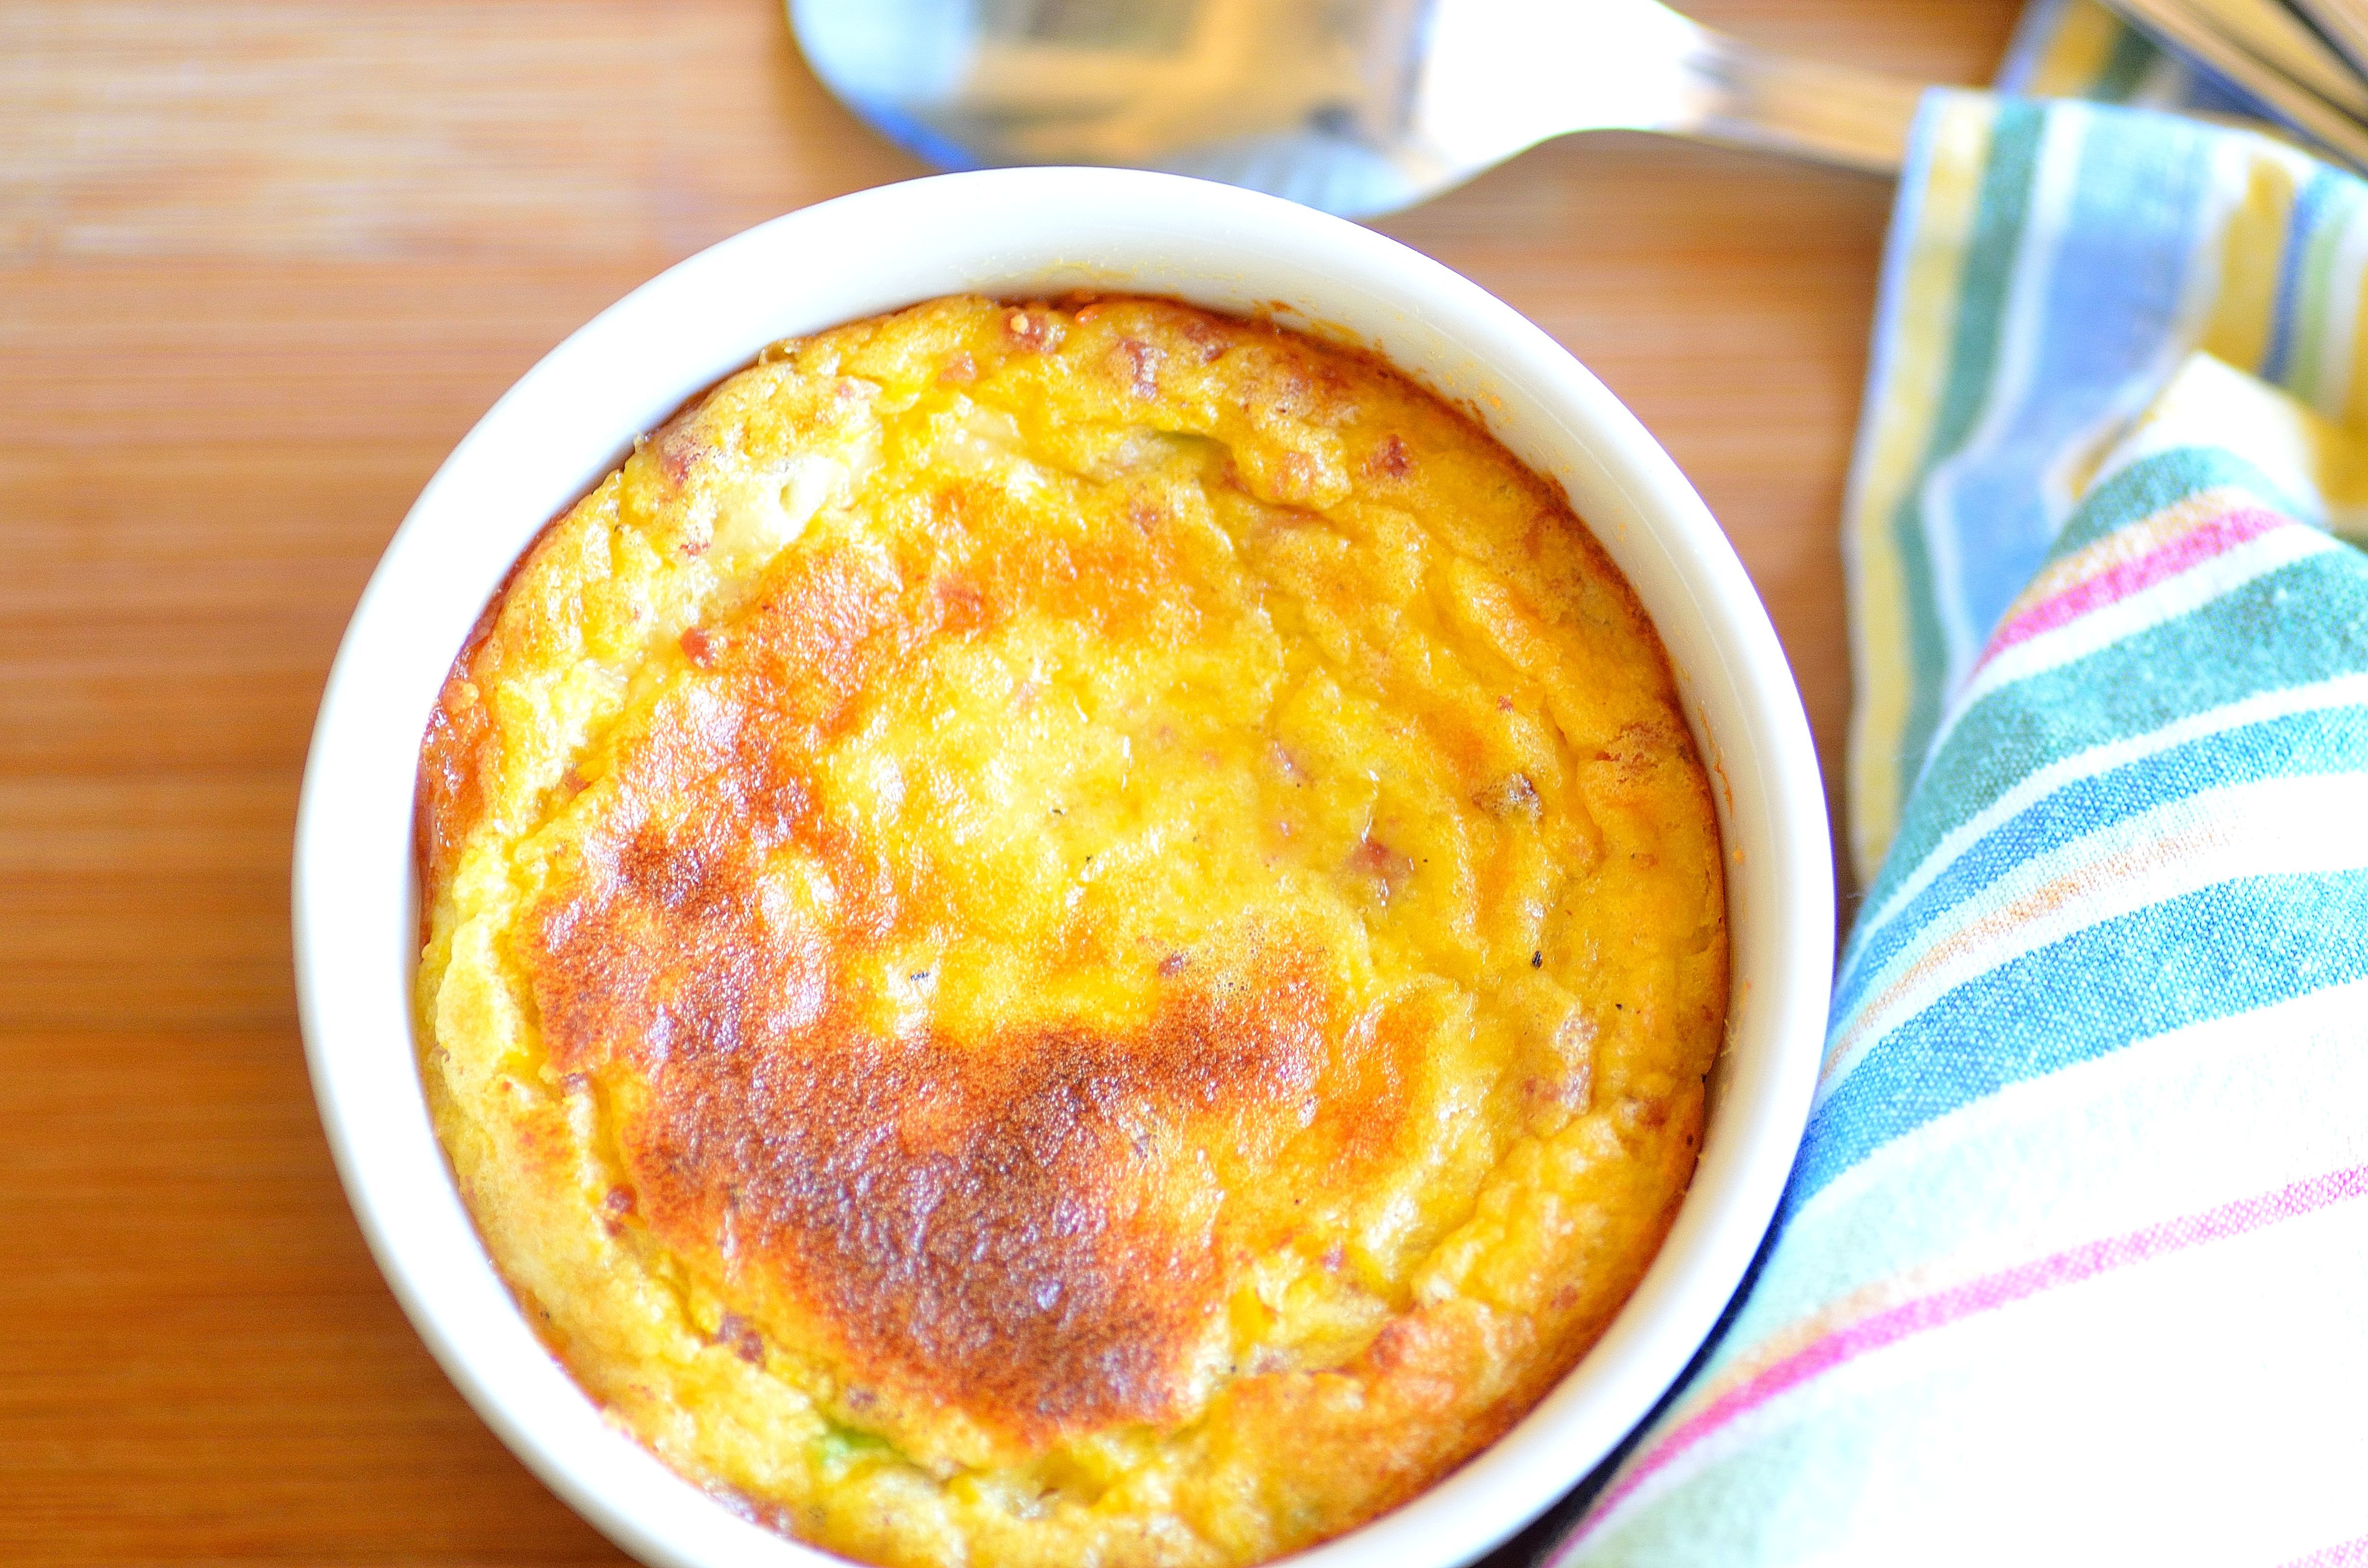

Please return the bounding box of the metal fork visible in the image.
[792,0,1929,219]
[2102,0,2368,170]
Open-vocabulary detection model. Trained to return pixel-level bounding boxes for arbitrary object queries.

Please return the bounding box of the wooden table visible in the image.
[0,2,2021,1561]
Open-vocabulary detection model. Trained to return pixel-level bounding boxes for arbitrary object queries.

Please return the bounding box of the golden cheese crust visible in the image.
[415,295,1727,1568]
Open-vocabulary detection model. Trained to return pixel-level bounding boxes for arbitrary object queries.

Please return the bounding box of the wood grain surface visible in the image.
[0,2,2020,1562]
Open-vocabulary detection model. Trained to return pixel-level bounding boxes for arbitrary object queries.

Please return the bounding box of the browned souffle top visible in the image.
[415,293,1727,1568]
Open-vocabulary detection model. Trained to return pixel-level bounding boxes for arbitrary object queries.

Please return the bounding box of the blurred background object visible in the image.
[795,0,2368,211]
[2093,0,2368,166]
[793,0,1927,215]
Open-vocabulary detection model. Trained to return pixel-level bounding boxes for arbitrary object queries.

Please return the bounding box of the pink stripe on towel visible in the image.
[1559,1163,2368,1556]
[1978,507,2289,668]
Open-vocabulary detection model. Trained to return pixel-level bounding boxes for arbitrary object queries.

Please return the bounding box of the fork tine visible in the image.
[2182,0,2368,113]
[2102,0,2368,169]
[2290,0,2368,81]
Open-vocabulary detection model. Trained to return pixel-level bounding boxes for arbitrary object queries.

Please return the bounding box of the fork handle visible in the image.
[1670,28,1927,175]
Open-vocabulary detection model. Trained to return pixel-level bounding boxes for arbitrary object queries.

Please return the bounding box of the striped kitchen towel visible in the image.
[1541,92,2368,1568]
[1844,90,2368,879]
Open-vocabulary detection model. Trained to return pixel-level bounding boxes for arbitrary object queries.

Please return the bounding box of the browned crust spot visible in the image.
[517,540,1416,1448]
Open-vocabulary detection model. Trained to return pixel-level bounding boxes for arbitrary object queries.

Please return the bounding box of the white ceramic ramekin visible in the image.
[294,167,1832,1568]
